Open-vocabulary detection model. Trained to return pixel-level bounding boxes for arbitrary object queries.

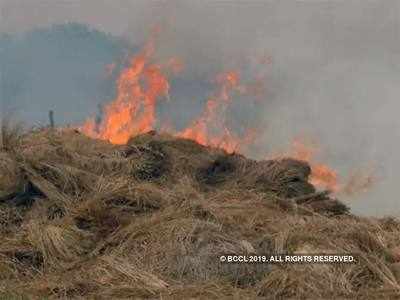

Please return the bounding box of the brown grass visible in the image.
[0,125,399,299]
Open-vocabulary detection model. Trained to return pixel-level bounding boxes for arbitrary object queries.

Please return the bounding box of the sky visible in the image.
[1,0,399,216]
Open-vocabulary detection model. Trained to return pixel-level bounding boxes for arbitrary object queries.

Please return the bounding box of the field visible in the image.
[1,124,400,299]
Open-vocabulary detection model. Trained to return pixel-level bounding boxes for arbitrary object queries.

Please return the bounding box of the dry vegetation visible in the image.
[0,123,400,299]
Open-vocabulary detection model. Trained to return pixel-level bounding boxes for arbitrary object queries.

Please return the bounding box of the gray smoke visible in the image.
[1,0,399,216]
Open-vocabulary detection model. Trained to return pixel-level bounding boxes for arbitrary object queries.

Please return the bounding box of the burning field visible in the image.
[1,0,400,296]
[0,123,400,299]
[80,35,343,194]
[0,31,400,299]
[0,26,397,299]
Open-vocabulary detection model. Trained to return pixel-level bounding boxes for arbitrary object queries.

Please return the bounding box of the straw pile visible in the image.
[0,125,399,299]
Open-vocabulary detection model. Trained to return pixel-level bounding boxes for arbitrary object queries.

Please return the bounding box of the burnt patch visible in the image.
[283,180,316,198]
[3,250,44,270]
[14,250,43,269]
[306,198,349,216]
[76,213,121,239]
[97,213,120,238]
[75,217,93,231]
[197,155,238,185]
[0,181,44,208]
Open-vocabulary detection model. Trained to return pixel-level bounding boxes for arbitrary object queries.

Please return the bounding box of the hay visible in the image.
[0,152,23,196]
[0,128,398,299]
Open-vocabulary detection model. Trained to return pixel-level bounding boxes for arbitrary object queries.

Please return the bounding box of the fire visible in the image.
[77,32,379,200]
[81,35,350,193]
[81,35,348,193]
[309,164,339,192]
[82,37,256,152]
[290,139,339,191]
[177,71,247,153]
[82,38,170,144]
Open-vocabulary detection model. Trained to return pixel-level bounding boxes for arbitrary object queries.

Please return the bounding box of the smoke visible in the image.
[0,23,134,125]
[1,0,400,216]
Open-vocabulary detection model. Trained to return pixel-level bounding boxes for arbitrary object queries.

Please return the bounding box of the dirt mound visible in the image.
[0,126,399,299]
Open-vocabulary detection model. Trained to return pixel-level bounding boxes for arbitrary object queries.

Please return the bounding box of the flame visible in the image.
[177,71,247,153]
[82,41,256,152]
[80,36,375,197]
[81,31,255,152]
[290,139,339,191]
[78,20,272,153]
[80,37,343,192]
[309,164,339,192]
[82,38,170,144]
[287,139,377,194]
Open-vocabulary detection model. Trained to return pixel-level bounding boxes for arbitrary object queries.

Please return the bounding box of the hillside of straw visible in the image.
[1,123,400,299]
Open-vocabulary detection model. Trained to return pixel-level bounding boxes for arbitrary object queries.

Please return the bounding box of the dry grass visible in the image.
[0,125,399,299]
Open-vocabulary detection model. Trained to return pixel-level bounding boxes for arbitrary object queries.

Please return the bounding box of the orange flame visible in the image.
[177,71,247,153]
[290,139,339,191]
[82,41,256,152]
[80,25,269,153]
[80,36,375,197]
[82,38,170,144]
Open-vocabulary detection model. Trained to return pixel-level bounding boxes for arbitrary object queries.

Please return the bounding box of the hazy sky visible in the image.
[1,0,400,216]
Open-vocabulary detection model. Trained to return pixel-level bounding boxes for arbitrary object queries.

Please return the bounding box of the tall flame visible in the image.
[82,39,170,144]
[82,38,256,152]
[80,36,357,194]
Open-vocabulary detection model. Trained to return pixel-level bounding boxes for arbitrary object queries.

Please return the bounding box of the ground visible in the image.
[0,125,400,299]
